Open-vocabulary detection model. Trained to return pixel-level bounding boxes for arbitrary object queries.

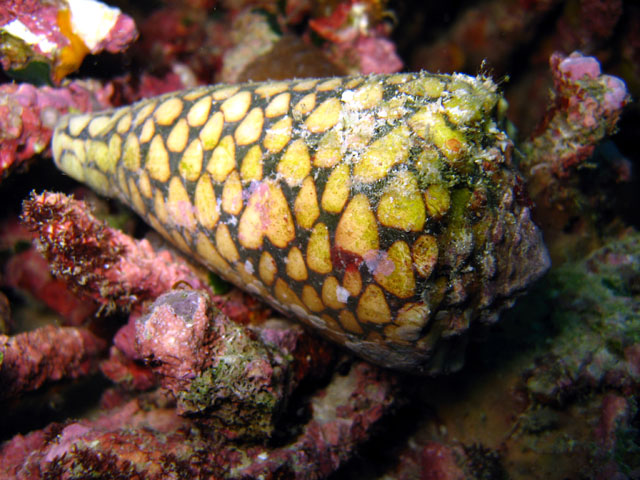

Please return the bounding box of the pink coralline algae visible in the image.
[0,81,114,180]
[0,361,396,479]
[0,0,137,83]
[553,52,628,130]
[557,53,602,81]
[350,35,401,74]
[0,216,98,326]
[519,52,630,263]
[523,51,629,178]
[136,288,335,441]
[308,0,402,74]
[134,289,221,396]
[21,191,211,311]
[98,312,159,392]
[0,325,107,400]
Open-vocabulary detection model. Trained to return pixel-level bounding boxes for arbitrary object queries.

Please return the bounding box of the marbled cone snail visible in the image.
[52,72,550,374]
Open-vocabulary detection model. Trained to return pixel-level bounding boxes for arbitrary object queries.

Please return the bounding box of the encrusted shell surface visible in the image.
[52,72,550,374]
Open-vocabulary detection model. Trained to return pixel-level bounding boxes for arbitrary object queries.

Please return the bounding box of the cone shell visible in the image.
[52,72,550,374]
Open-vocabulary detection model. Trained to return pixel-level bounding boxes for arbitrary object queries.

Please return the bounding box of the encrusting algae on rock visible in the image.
[51,71,550,374]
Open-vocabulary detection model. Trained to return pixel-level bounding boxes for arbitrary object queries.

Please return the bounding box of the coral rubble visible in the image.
[0,325,106,400]
[0,0,137,84]
[136,288,335,441]
[0,360,396,479]
[21,191,211,310]
[0,80,114,180]
[1,215,98,325]
[521,51,631,263]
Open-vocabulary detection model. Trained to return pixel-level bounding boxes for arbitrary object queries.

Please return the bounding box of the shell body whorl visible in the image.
[52,72,549,374]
